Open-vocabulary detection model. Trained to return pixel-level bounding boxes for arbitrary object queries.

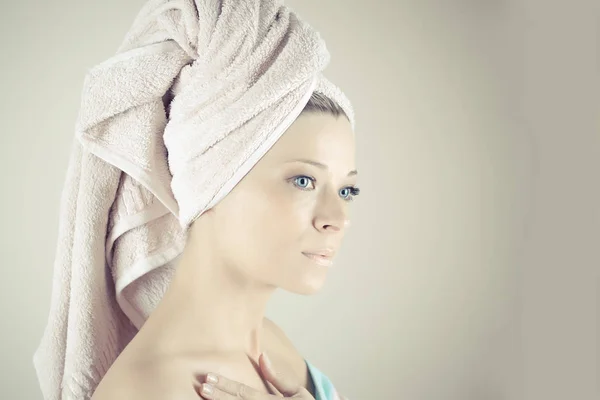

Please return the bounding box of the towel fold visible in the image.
[33,0,354,399]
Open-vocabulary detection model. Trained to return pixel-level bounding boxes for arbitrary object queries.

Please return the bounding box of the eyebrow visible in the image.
[287,159,358,177]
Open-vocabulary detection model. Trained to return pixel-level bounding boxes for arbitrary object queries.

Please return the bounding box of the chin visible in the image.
[272,255,331,295]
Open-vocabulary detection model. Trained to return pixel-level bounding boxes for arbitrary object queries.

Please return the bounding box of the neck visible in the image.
[142,235,276,360]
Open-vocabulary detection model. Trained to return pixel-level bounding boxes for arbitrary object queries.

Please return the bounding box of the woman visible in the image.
[90,93,358,400]
[34,1,358,399]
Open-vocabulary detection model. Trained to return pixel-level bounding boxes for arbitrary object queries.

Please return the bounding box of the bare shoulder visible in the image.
[263,318,307,375]
[91,356,200,400]
[263,317,298,350]
[263,318,316,394]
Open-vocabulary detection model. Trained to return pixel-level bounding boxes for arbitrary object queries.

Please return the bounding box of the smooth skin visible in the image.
[198,353,315,399]
[90,112,357,400]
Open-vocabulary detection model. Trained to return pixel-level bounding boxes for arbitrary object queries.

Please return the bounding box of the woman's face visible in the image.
[196,112,357,295]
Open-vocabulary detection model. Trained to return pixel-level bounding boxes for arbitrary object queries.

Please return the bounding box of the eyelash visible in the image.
[289,175,361,202]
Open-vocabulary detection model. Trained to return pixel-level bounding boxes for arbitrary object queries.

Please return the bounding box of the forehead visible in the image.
[266,113,356,163]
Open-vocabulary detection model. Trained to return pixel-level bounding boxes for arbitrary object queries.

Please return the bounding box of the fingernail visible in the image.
[263,352,273,369]
[206,373,218,384]
[201,383,213,395]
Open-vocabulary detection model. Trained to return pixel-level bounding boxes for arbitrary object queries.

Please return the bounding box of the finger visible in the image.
[292,387,315,399]
[259,353,302,397]
[198,382,238,400]
[201,373,274,400]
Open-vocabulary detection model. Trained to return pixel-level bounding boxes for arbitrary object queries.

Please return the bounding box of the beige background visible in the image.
[1,0,598,399]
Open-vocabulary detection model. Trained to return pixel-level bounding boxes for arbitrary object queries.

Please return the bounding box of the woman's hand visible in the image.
[197,352,315,399]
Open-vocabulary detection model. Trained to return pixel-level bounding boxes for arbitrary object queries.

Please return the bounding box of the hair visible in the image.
[302,91,348,120]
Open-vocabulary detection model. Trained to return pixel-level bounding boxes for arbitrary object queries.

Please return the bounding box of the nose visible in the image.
[313,188,349,233]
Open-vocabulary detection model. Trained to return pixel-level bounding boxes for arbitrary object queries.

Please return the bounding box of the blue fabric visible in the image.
[305,360,337,400]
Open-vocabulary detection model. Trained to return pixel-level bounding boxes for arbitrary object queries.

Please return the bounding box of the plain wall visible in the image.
[1,0,597,399]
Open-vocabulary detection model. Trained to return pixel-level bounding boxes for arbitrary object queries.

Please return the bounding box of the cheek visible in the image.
[264,190,314,241]
[255,197,307,257]
[249,191,315,268]
[219,183,316,275]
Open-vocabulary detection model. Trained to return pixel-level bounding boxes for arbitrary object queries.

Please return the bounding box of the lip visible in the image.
[302,252,334,267]
[305,248,335,257]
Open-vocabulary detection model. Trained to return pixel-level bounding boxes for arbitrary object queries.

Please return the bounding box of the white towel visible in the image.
[32,0,354,399]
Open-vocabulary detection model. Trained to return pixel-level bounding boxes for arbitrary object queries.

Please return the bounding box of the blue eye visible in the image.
[339,186,360,202]
[293,176,314,189]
